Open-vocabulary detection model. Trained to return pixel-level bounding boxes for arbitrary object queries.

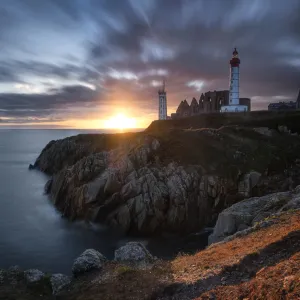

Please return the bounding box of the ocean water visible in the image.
[0,129,208,274]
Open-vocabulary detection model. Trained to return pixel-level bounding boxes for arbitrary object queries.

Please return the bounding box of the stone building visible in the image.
[268,90,300,111]
[268,101,296,111]
[171,90,250,119]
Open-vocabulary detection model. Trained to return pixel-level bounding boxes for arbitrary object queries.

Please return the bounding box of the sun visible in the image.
[103,113,136,130]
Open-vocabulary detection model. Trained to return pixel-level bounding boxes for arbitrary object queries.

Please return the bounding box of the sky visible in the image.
[0,0,299,128]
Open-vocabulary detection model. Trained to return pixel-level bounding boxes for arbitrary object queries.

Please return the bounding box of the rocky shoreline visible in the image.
[31,123,300,236]
[0,241,157,298]
[2,187,299,299]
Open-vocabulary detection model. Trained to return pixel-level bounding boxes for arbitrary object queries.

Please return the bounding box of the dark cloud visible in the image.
[0,61,82,82]
[0,85,100,118]
[0,0,299,125]
[88,0,300,102]
[0,66,20,83]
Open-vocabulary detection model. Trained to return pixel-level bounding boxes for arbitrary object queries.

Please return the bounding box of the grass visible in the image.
[172,212,300,283]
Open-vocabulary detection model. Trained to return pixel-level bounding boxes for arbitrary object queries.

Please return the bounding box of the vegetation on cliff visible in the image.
[33,111,300,235]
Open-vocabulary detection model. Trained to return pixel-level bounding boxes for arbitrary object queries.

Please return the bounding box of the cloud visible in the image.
[14,83,41,93]
[186,80,205,92]
[0,84,100,120]
[0,0,299,125]
[107,69,138,80]
[0,65,20,83]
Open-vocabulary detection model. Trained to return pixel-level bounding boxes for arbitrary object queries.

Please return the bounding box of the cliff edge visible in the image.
[33,119,300,235]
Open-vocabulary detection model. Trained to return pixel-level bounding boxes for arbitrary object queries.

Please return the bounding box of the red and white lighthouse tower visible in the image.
[220,48,248,112]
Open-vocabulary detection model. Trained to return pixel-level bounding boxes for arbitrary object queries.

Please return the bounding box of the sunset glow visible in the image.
[0,1,298,127]
[103,114,137,130]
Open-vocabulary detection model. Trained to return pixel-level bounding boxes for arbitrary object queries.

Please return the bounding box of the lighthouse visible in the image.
[220,48,248,112]
[229,47,240,105]
[158,80,167,120]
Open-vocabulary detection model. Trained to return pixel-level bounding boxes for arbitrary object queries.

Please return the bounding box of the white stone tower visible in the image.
[220,48,248,112]
[158,80,167,120]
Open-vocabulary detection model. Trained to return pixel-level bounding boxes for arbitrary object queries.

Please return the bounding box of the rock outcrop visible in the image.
[35,125,300,235]
[72,249,107,277]
[209,185,300,244]
[33,132,139,174]
[50,274,71,294]
[24,269,45,283]
[114,242,154,266]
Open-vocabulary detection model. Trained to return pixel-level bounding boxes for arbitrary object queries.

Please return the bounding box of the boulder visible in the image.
[50,274,71,294]
[8,265,22,274]
[209,187,300,244]
[24,269,45,283]
[2,266,24,285]
[114,242,154,265]
[28,164,35,170]
[72,249,107,277]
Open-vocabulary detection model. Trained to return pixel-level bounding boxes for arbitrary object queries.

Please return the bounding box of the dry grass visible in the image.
[172,212,300,284]
[199,252,300,300]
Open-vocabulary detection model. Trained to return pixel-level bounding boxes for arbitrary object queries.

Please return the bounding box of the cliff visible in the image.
[32,111,300,235]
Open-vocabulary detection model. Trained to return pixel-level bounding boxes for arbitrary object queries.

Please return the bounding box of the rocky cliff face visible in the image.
[34,125,300,235]
[209,185,300,244]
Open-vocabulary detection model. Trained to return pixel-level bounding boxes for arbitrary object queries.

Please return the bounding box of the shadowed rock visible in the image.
[50,274,71,294]
[72,249,107,277]
[24,269,45,283]
[114,242,154,265]
[209,185,300,244]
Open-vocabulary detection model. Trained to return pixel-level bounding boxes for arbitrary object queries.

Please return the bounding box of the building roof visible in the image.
[190,97,199,107]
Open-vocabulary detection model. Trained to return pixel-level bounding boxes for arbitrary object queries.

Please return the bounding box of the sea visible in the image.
[0,129,209,274]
